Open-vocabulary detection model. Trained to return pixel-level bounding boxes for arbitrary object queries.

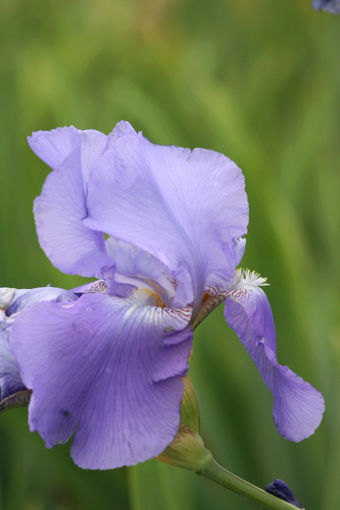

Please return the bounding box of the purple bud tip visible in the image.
[265,479,303,508]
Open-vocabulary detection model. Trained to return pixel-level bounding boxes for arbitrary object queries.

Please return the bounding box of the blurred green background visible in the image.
[0,0,339,509]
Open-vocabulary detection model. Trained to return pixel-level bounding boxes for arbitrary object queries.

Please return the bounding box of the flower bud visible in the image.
[265,479,304,509]
[156,377,212,472]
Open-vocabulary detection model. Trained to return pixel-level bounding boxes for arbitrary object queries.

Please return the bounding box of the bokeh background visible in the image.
[0,0,339,509]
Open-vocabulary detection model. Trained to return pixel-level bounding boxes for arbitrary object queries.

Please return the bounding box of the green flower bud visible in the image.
[156,377,212,472]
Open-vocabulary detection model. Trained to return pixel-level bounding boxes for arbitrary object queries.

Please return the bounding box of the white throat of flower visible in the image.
[129,287,165,308]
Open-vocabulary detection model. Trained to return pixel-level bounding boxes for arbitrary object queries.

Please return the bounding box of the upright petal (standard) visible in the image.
[85,126,248,310]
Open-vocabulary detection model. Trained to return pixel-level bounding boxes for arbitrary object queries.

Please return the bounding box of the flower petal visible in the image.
[34,146,112,276]
[1,286,78,409]
[28,127,107,173]
[7,286,77,315]
[29,126,116,276]
[84,127,248,309]
[11,293,193,469]
[0,322,25,401]
[105,237,182,305]
[235,238,246,266]
[107,120,137,145]
[224,284,325,441]
[28,127,80,169]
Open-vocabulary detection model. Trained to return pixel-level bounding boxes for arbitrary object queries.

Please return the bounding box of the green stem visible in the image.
[197,457,303,510]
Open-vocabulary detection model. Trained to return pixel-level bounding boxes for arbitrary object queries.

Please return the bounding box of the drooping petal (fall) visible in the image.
[11,292,192,469]
[224,275,324,441]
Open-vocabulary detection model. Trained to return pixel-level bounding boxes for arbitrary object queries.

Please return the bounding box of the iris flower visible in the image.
[1,121,324,469]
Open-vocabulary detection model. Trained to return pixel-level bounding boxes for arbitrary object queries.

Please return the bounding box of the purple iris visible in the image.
[2,121,324,469]
[312,0,340,13]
